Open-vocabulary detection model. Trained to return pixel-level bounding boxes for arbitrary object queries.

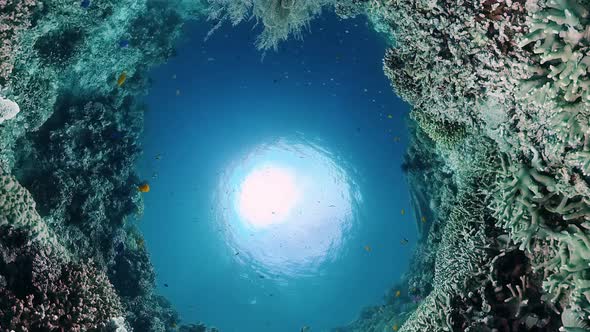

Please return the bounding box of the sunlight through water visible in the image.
[214,136,362,280]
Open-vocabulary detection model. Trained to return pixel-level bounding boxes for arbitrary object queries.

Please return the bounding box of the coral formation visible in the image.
[0,97,19,124]
[345,0,590,330]
[206,0,334,50]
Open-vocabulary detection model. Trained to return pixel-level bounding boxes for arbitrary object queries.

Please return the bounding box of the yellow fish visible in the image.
[392,325,399,331]
[395,290,401,297]
[117,72,127,87]
[401,209,405,215]
[421,216,427,223]
[137,183,150,193]
[364,245,372,252]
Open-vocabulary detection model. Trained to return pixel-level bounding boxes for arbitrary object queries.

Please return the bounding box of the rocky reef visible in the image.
[1,0,589,331]
[335,0,590,331]
[0,0,217,330]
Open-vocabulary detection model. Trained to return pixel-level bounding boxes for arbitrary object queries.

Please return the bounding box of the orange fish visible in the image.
[117,72,127,87]
[138,183,150,193]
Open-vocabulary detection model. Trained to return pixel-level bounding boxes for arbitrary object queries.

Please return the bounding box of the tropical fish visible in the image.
[137,183,150,193]
[401,209,405,215]
[364,245,372,252]
[117,72,127,87]
[395,290,401,297]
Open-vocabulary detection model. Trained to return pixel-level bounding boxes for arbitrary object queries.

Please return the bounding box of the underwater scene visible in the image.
[1,0,590,331]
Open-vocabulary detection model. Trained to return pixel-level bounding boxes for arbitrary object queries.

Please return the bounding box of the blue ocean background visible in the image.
[137,12,415,332]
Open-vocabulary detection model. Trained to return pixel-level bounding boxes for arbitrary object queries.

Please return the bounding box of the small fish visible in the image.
[364,245,372,252]
[117,72,127,87]
[249,298,257,305]
[400,209,405,215]
[395,290,401,297]
[171,322,177,328]
[119,39,129,48]
[172,74,177,79]
[235,252,240,256]
[328,205,336,208]
[258,274,265,279]
[421,216,427,223]
[137,183,150,193]
[301,326,311,332]
[176,89,181,96]
[155,154,162,160]
[393,136,401,142]
[400,238,409,245]
[207,57,216,62]
[387,114,393,119]
[164,283,169,287]
[151,172,158,179]
[80,0,90,8]
[392,324,399,331]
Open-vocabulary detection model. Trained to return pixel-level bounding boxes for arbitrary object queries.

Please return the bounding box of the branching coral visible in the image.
[518,0,590,104]
[206,0,332,50]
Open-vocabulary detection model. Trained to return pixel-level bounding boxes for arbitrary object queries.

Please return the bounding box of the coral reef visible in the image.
[2,0,589,330]
[0,0,214,330]
[366,0,590,330]
[206,0,334,50]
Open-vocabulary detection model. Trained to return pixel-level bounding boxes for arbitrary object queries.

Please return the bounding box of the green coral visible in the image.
[410,110,468,148]
[518,0,590,104]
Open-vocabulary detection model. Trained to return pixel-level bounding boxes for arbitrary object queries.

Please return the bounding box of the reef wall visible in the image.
[337,0,590,331]
[0,0,219,330]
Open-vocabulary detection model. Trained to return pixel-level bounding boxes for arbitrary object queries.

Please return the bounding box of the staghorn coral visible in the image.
[206,0,332,50]
[518,0,590,104]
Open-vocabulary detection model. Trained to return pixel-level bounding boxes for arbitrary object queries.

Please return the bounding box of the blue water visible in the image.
[139,12,415,332]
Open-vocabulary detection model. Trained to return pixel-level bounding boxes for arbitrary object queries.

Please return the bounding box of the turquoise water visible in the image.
[138,13,415,332]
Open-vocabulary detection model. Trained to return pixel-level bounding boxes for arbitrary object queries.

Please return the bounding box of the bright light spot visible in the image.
[238,165,300,228]
[215,137,362,279]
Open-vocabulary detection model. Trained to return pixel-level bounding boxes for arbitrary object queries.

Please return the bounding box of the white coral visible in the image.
[0,96,19,124]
